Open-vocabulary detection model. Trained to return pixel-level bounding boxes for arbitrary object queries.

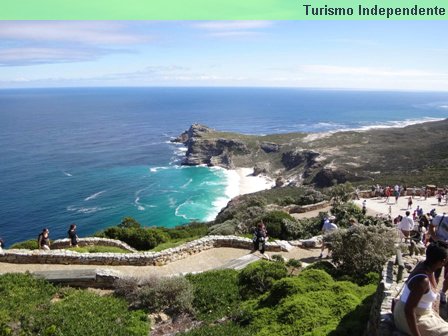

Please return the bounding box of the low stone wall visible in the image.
[287,201,329,214]
[0,235,285,266]
[51,237,137,252]
[366,253,421,336]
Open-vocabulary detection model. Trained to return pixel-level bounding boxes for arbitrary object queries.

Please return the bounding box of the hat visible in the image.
[329,215,336,221]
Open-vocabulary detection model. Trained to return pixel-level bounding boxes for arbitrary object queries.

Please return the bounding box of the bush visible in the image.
[9,239,39,250]
[180,322,255,336]
[236,268,376,336]
[187,270,240,322]
[208,220,239,235]
[99,225,169,251]
[115,275,194,316]
[329,224,395,279]
[0,273,148,336]
[238,260,288,299]
[261,211,296,239]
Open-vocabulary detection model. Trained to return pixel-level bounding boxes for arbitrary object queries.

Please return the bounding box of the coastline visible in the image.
[235,168,275,196]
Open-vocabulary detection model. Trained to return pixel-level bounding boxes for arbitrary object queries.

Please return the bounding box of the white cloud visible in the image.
[193,21,272,31]
[301,65,445,78]
[0,21,150,45]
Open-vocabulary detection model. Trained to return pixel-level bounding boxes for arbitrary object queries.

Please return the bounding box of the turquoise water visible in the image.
[1,87,448,245]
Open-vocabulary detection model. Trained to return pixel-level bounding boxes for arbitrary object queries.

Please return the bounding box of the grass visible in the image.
[0,273,149,336]
[67,246,130,253]
[149,236,201,252]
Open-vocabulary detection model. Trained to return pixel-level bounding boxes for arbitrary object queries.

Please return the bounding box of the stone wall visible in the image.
[51,237,137,252]
[287,201,329,214]
[366,253,421,336]
[0,235,285,266]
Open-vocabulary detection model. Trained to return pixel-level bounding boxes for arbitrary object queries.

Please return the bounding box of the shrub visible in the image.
[261,211,296,239]
[329,183,355,205]
[187,270,240,322]
[9,239,39,250]
[329,224,395,279]
[115,275,194,316]
[238,260,288,299]
[0,273,148,336]
[208,220,239,235]
[179,322,255,336]
[236,268,376,336]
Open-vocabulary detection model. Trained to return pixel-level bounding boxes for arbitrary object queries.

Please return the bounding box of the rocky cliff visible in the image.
[172,120,448,187]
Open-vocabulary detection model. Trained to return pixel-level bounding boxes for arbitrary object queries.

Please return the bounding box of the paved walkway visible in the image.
[0,246,321,279]
[354,195,448,220]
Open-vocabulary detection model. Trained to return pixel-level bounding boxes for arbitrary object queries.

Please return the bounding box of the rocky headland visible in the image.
[172,120,448,188]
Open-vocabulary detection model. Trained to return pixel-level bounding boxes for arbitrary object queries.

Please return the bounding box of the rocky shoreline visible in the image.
[172,120,448,188]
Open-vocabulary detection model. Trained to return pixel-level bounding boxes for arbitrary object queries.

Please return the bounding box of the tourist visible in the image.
[398,211,415,241]
[429,213,448,303]
[393,241,448,336]
[68,223,79,248]
[37,228,50,250]
[407,197,413,210]
[437,192,442,206]
[354,187,360,200]
[319,215,338,259]
[416,206,423,218]
[0,237,4,250]
[394,184,400,204]
[362,200,367,216]
[253,222,268,255]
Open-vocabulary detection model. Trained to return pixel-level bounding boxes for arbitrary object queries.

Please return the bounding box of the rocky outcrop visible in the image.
[281,150,319,170]
[260,142,280,153]
[172,124,250,168]
[311,168,365,188]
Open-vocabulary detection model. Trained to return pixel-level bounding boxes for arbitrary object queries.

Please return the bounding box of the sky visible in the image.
[0,21,448,91]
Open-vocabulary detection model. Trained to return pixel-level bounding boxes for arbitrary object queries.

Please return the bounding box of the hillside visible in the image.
[172,120,448,187]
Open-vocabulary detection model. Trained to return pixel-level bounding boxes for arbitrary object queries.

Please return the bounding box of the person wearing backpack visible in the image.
[38,228,50,250]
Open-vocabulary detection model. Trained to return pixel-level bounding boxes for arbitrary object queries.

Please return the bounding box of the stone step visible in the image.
[32,268,121,289]
[219,253,263,270]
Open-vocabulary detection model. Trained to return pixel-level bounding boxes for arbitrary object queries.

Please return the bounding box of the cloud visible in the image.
[301,65,445,78]
[192,20,272,38]
[0,21,149,45]
[0,47,132,66]
[193,21,272,31]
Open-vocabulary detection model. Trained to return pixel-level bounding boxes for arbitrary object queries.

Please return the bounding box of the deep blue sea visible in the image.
[1,87,448,246]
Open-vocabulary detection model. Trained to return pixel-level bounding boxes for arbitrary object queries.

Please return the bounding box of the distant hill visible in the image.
[173,120,448,187]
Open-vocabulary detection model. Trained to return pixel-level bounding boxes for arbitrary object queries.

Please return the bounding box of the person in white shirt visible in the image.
[319,215,338,259]
[399,211,415,240]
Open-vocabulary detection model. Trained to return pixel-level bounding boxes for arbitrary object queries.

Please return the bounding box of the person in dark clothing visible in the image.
[38,228,50,250]
[253,222,268,254]
[68,224,79,247]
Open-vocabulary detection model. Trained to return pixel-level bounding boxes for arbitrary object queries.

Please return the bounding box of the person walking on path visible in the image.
[393,241,448,336]
[68,224,79,248]
[408,197,413,210]
[319,215,338,259]
[37,228,50,250]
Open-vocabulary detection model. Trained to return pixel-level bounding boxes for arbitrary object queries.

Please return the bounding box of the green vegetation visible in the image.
[0,273,148,336]
[9,239,39,250]
[238,260,288,299]
[67,246,129,253]
[114,275,194,315]
[95,218,209,251]
[187,270,241,322]
[212,187,326,236]
[329,224,395,281]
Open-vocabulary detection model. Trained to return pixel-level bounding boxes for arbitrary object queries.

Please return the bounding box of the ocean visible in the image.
[1,87,448,246]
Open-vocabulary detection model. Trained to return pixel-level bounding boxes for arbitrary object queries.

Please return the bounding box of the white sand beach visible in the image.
[235,167,275,196]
